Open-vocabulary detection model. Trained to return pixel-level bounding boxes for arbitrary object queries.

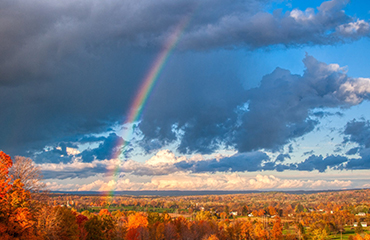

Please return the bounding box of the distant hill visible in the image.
[50,188,367,196]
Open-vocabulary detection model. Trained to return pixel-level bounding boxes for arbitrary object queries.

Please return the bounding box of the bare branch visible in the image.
[10,156,46,193]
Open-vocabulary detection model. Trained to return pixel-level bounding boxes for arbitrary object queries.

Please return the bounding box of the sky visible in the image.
[1,0,370,192]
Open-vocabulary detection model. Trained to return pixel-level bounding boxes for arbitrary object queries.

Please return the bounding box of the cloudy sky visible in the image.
[1,0,370,191]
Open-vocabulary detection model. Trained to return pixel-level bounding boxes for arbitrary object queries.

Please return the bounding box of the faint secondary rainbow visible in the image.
[106,14,193,195]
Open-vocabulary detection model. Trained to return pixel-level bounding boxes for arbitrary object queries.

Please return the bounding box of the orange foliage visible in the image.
[126,227,140,240]
[0,152,36,239]
[271,216,283,240]
[268,206,277,216]
[257,209,265,217]
[354,234,370,240]
[241,220,253,239]
[99,208,112,217]
[0,151,12,199]
[254,221,269,240]
[127,212,148,230]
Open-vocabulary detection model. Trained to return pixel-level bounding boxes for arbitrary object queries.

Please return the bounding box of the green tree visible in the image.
[85,215,105,240]
[53,206,79,240]
[355,223,364,234]
[242,206,248,216]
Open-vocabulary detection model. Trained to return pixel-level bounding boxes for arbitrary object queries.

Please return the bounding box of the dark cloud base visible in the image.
[0,0,369,170]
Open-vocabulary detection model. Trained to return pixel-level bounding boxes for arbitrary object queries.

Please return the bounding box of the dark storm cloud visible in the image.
[182,0,370,50]
[0,0,369,161]
[141,54,370,154]
[79,133,124,162]
[32,146,74,164]
[1,0,365,85]
[139,52,247,154]
[0,0,264,86]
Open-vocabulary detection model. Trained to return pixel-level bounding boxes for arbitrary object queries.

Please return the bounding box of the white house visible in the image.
[354,222,368,227]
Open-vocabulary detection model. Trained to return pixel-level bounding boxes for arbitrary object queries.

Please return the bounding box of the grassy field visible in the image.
[86,205,176,213]
[329,227,369,239]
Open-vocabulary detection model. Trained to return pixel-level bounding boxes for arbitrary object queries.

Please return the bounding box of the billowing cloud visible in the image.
[343,119,370,148]
[141,55,370,154]
[337,19,370,39]
[175,151,270,172]
[285,119,370,172]
[44,173,352,191]
[294,155,348,172]
[40,149,188,179]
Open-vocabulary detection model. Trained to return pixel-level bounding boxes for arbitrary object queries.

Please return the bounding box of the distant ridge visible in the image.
[50,188,366,197]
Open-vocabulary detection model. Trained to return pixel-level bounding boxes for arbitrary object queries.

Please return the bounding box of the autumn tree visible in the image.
[206,234,219,240]
[51,206,79,240]
[242,205,249,216]
[76,214,88,240]
[296,222,305,239]
[85,215,105,240]
[311,228,328,240]
[241,220,253,240]
[0,151,12,194]
[271,216,283,240]
[174,216,192,239]
[98,209,115,239]
[196,211,215,221]
[0,151,37,239]
[126,212,149,240]
[254,221,269,240]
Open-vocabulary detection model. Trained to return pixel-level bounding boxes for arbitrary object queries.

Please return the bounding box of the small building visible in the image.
[230,211,238,216]
[357,212,366,216]
[248,213,254,217]
[353,222,367,227]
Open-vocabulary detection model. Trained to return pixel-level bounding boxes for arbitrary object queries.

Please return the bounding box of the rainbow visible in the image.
[106,14,193,196]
